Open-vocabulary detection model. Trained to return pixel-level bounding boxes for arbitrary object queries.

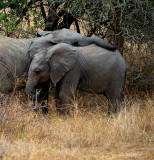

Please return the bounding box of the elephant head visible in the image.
[26,43,77,97]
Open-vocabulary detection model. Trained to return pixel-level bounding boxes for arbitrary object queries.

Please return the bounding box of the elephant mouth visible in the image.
[26,87,42,101]
[26,80,51,101]
[26,84,38,99]
[26,89,36,99]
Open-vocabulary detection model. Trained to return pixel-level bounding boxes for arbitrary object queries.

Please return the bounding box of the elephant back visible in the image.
[0,36,30,57]
[0,36,31,93]
[78,44,126,76]
[0,36,31,73]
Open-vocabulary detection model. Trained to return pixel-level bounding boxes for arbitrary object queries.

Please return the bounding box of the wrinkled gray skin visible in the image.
[0,28,116,94]
[26,43,126,113]
[0,36,31,93]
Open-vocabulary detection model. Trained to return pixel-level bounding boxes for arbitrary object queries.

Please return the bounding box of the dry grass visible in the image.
[0,91,153,160]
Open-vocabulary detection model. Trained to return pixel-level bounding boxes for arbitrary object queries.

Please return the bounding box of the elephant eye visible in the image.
[34,70,41,75]
[73,41,79,46]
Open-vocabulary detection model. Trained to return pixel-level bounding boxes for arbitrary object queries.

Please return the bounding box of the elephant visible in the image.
[28,28,117,58]
[25,43,127,114]
[0,28,116,113]
[36,28,117,50]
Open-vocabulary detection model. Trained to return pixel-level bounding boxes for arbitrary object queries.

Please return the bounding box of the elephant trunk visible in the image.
[89,37,117,51]
[25,83,35,98]
[25,78,38,98]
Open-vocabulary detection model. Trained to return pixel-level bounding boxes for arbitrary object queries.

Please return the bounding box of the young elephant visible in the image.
[26,43,126,114]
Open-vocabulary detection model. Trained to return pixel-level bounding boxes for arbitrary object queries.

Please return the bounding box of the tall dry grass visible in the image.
[0,91,153,160]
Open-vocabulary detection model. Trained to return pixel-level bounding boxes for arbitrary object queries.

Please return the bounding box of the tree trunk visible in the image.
[113,0,124,55]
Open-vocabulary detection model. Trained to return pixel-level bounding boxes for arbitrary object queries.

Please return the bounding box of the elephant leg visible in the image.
[105,82,124,114]
[55,80,61,108]
[104,93,120,114]
[0,74,14,94]
[56,71,80,115]
[36,81,50,114]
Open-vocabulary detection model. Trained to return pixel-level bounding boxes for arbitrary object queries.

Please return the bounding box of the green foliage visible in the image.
[0,0,39,37]
[0,13,5,20]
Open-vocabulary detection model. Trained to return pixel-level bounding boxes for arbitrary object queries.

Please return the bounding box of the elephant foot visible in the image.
[42,105,48,114]
[40,100,49,114]
[108,105,117,115]
[57,109,70,116]
[56,105,70,116]
[33,105,48,114]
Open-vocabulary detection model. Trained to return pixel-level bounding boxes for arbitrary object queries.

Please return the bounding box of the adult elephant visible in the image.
[25,43,127,114]
[0,28,116,112]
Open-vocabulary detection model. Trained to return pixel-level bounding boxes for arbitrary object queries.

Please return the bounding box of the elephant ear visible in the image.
[37,31,52,37]
[47,43,77,84]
